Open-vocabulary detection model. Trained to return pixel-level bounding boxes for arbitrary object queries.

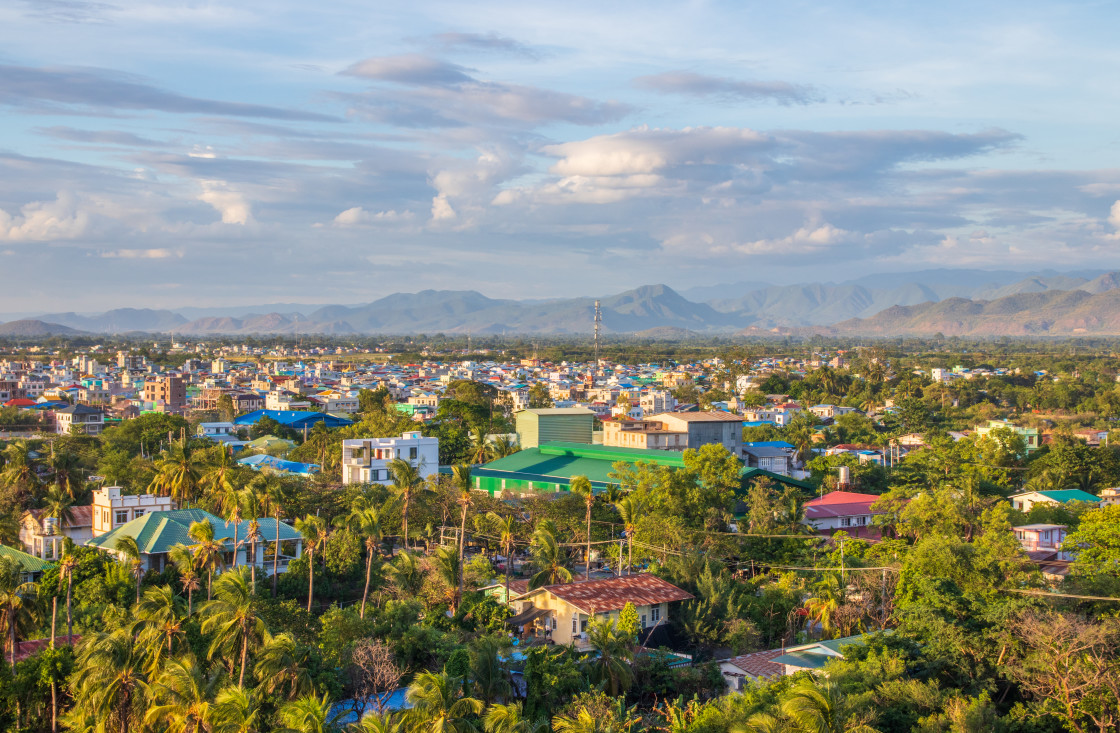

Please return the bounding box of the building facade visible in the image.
[341,431,440,485]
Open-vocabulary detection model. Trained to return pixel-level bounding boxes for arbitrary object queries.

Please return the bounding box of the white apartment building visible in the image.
[55,404,105,435]
[639,390,676,416]
[92,486,176,537]
[341,431,440,485]
[266,390,311,411]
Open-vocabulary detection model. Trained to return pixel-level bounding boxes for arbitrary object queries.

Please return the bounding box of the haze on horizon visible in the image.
[2,0,1120,312]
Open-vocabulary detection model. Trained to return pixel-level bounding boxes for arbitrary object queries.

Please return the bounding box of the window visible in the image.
[840,517,852,527]
[134,509,145,518]
[410,446,418,460]
[856,515,868,526]
[572,616,578,633]
[641,614,647,627]
[651,606,660,623]
[115,510,129,525]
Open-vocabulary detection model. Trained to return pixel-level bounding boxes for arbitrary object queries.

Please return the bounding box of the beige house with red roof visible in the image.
[19,505,93,560]
[509,574,693,650]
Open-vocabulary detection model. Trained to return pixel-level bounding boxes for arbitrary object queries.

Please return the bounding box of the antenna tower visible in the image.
[594,300,602,363]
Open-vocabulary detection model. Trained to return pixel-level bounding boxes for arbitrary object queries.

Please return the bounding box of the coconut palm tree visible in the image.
[451,464,473,610]
[294,515,328,612]
[387,458,423,550]
[47,445,81,498]
[469,635,511,705]
[484,702,545,733]
[253,473,290,599]
[42,483,75,560]
[188,520,226,601]
[201,444,239,504]
[201,566,266,688]
[217,481,246,569]
[254,631,312,700]
[144,653,220,733]
[133,584,187,675]
[569,476,595,578]
[149,443,202,506]
[277,692,343,733]
[336,501,384,619]
[432,545,462,612]
[68,627,149,733]
[487,435,518,460]
[0,556,38,670]
[386,551,425,599]
[585,617,635,696]
[1,439,40,495]
[614,496,646,575]
[169,543,202,615]
[528,522,572,590]
[405,671,483,733]
[468,426,492,465]
[355,711,408,733]
[486,512,518,606]
[212,685,262,733]
[58,538,79,644]
[803,574,844,640]
[113,535,144,605]
[780,678,878,733]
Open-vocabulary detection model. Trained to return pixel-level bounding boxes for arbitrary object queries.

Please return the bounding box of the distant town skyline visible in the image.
[3,0,1120,310]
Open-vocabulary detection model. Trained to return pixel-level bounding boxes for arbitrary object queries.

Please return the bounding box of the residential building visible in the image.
[1008,489,1100,513]
[341,431,439,485]
[91,486,176,537]
[770,634,874,675]
[143,375,187,412]
[719,650,786,689]
[646,411,743,454]
[266,389,312,411]
[1098,487,1120,507]
[975,419,1041,455]
[19,505,94,560]
[601,418,689,451]
[54,404,104,435]
[87,508,303,572]
[198,422,237,439]
[506,575,693,650]
[639,390,676,415]
[808,404,860,420]
[802,490,886,538]
[0,544,49,583]
[1013,524,1070,559]
[515,408,596,449]
[742,445,793,476]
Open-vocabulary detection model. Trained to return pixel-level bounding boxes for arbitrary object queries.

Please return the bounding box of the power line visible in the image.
[1005,589,1120,602]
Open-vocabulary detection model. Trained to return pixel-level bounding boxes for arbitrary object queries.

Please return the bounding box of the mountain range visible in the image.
[4,269,1120,337]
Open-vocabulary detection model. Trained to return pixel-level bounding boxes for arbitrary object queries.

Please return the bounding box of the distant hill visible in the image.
[826,288,1120,337]
[39,308,188,333]
[0,319,82,336]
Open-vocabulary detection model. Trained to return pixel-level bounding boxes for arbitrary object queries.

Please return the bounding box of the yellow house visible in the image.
[508,575,693,650]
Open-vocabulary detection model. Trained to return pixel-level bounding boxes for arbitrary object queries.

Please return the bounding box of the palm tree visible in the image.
[201,566,266,688]
[614,495,646,575]
[355,711,408,733]
[218,481,246,569]
[0,556,38,670]
[337,500,384,619]
[1,439,40,497]
[487,435,518,460]
[169,543,202,615]
[113,535,144,605]
[277,692,343,733]
[189,519,226,601]
[484,702,544,733]
[528,522,572,590]
[254,474,289,598]
[133,584,187,675]
[468,426,492,465]
[432,545,462,612]
[451,464,473,610]
[254,631,312,700]
[201,444,239,504]
[387,458,423,550]
[405,671,483,733]
[58,537,79,644]
[780,679,878,733]
[149,443,202,506]
[144,653,220,733]
[585,617,634,696]
[469,635,511,705]
[68,628,149,733]
[386,550,425,599]
[47,446,81,498]
[212,685,262,733]
[569,476,595,578]
[486,512,518,606]
[294,515,328,612]
[42,483,75,560]
[803,574,844,640]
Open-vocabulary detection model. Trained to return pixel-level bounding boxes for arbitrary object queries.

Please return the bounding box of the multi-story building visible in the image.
[515,408,596,449]
[645,411,743,454]
[143,375,186,412]
[341,431,440,485]
[601,418,689,450]
[55,404,104,435]
[974,419,1041,455]
[91,486,176,537]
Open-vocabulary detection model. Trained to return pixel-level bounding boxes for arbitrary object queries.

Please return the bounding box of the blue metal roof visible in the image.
[232,409,352,428]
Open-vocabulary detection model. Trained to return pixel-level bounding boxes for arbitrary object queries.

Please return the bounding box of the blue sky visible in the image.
[2,0,1120,311]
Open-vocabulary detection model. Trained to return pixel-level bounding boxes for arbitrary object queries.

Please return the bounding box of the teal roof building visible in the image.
[0,543,50,581]
[87,509,303,573]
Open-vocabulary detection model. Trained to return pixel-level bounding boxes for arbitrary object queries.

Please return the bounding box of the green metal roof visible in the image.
[1036,490,1100,504]
[87,509,301,555]
[0,543,50,574]
[478,442,688,486]
[771,650,830,670]
[739,467,813,491]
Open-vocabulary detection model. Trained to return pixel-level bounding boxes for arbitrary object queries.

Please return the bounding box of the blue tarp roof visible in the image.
[238,454,320,475]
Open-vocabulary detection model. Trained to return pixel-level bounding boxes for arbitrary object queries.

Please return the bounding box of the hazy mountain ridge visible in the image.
[3,270,1120,337]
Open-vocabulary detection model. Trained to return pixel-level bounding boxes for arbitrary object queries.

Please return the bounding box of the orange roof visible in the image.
[531,574,693,613]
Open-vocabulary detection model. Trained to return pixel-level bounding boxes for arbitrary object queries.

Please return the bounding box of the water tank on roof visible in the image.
[837,465,851,487]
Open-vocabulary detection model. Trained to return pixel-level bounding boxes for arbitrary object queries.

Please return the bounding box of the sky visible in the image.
[3,0,1120,312]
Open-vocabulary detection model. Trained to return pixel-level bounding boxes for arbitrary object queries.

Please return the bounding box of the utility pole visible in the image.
[594,300,601,364]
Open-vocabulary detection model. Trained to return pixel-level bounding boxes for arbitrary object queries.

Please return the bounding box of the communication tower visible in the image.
[593,300,602,364]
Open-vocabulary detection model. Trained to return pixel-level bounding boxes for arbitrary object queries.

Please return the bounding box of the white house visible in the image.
[1008,490,1100,513]
[92,486,176,538]
[341,431,439,485]
[55,404,104,435]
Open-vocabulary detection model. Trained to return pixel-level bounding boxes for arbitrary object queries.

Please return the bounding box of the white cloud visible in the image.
[431,195,456,221]
[543,126,769,177]
[331,207,412,226]
[197,180,252,225]
[0,191,89,241]
[1109,200,1120,231]
[100,248,181,259]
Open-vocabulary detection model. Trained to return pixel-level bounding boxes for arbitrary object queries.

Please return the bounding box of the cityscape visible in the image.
[3,1,1120,732]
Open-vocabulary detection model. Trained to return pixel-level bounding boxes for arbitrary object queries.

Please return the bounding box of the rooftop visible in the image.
[529,574,694,614]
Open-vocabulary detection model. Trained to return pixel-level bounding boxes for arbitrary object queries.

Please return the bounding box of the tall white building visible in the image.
[341,431,439,485]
